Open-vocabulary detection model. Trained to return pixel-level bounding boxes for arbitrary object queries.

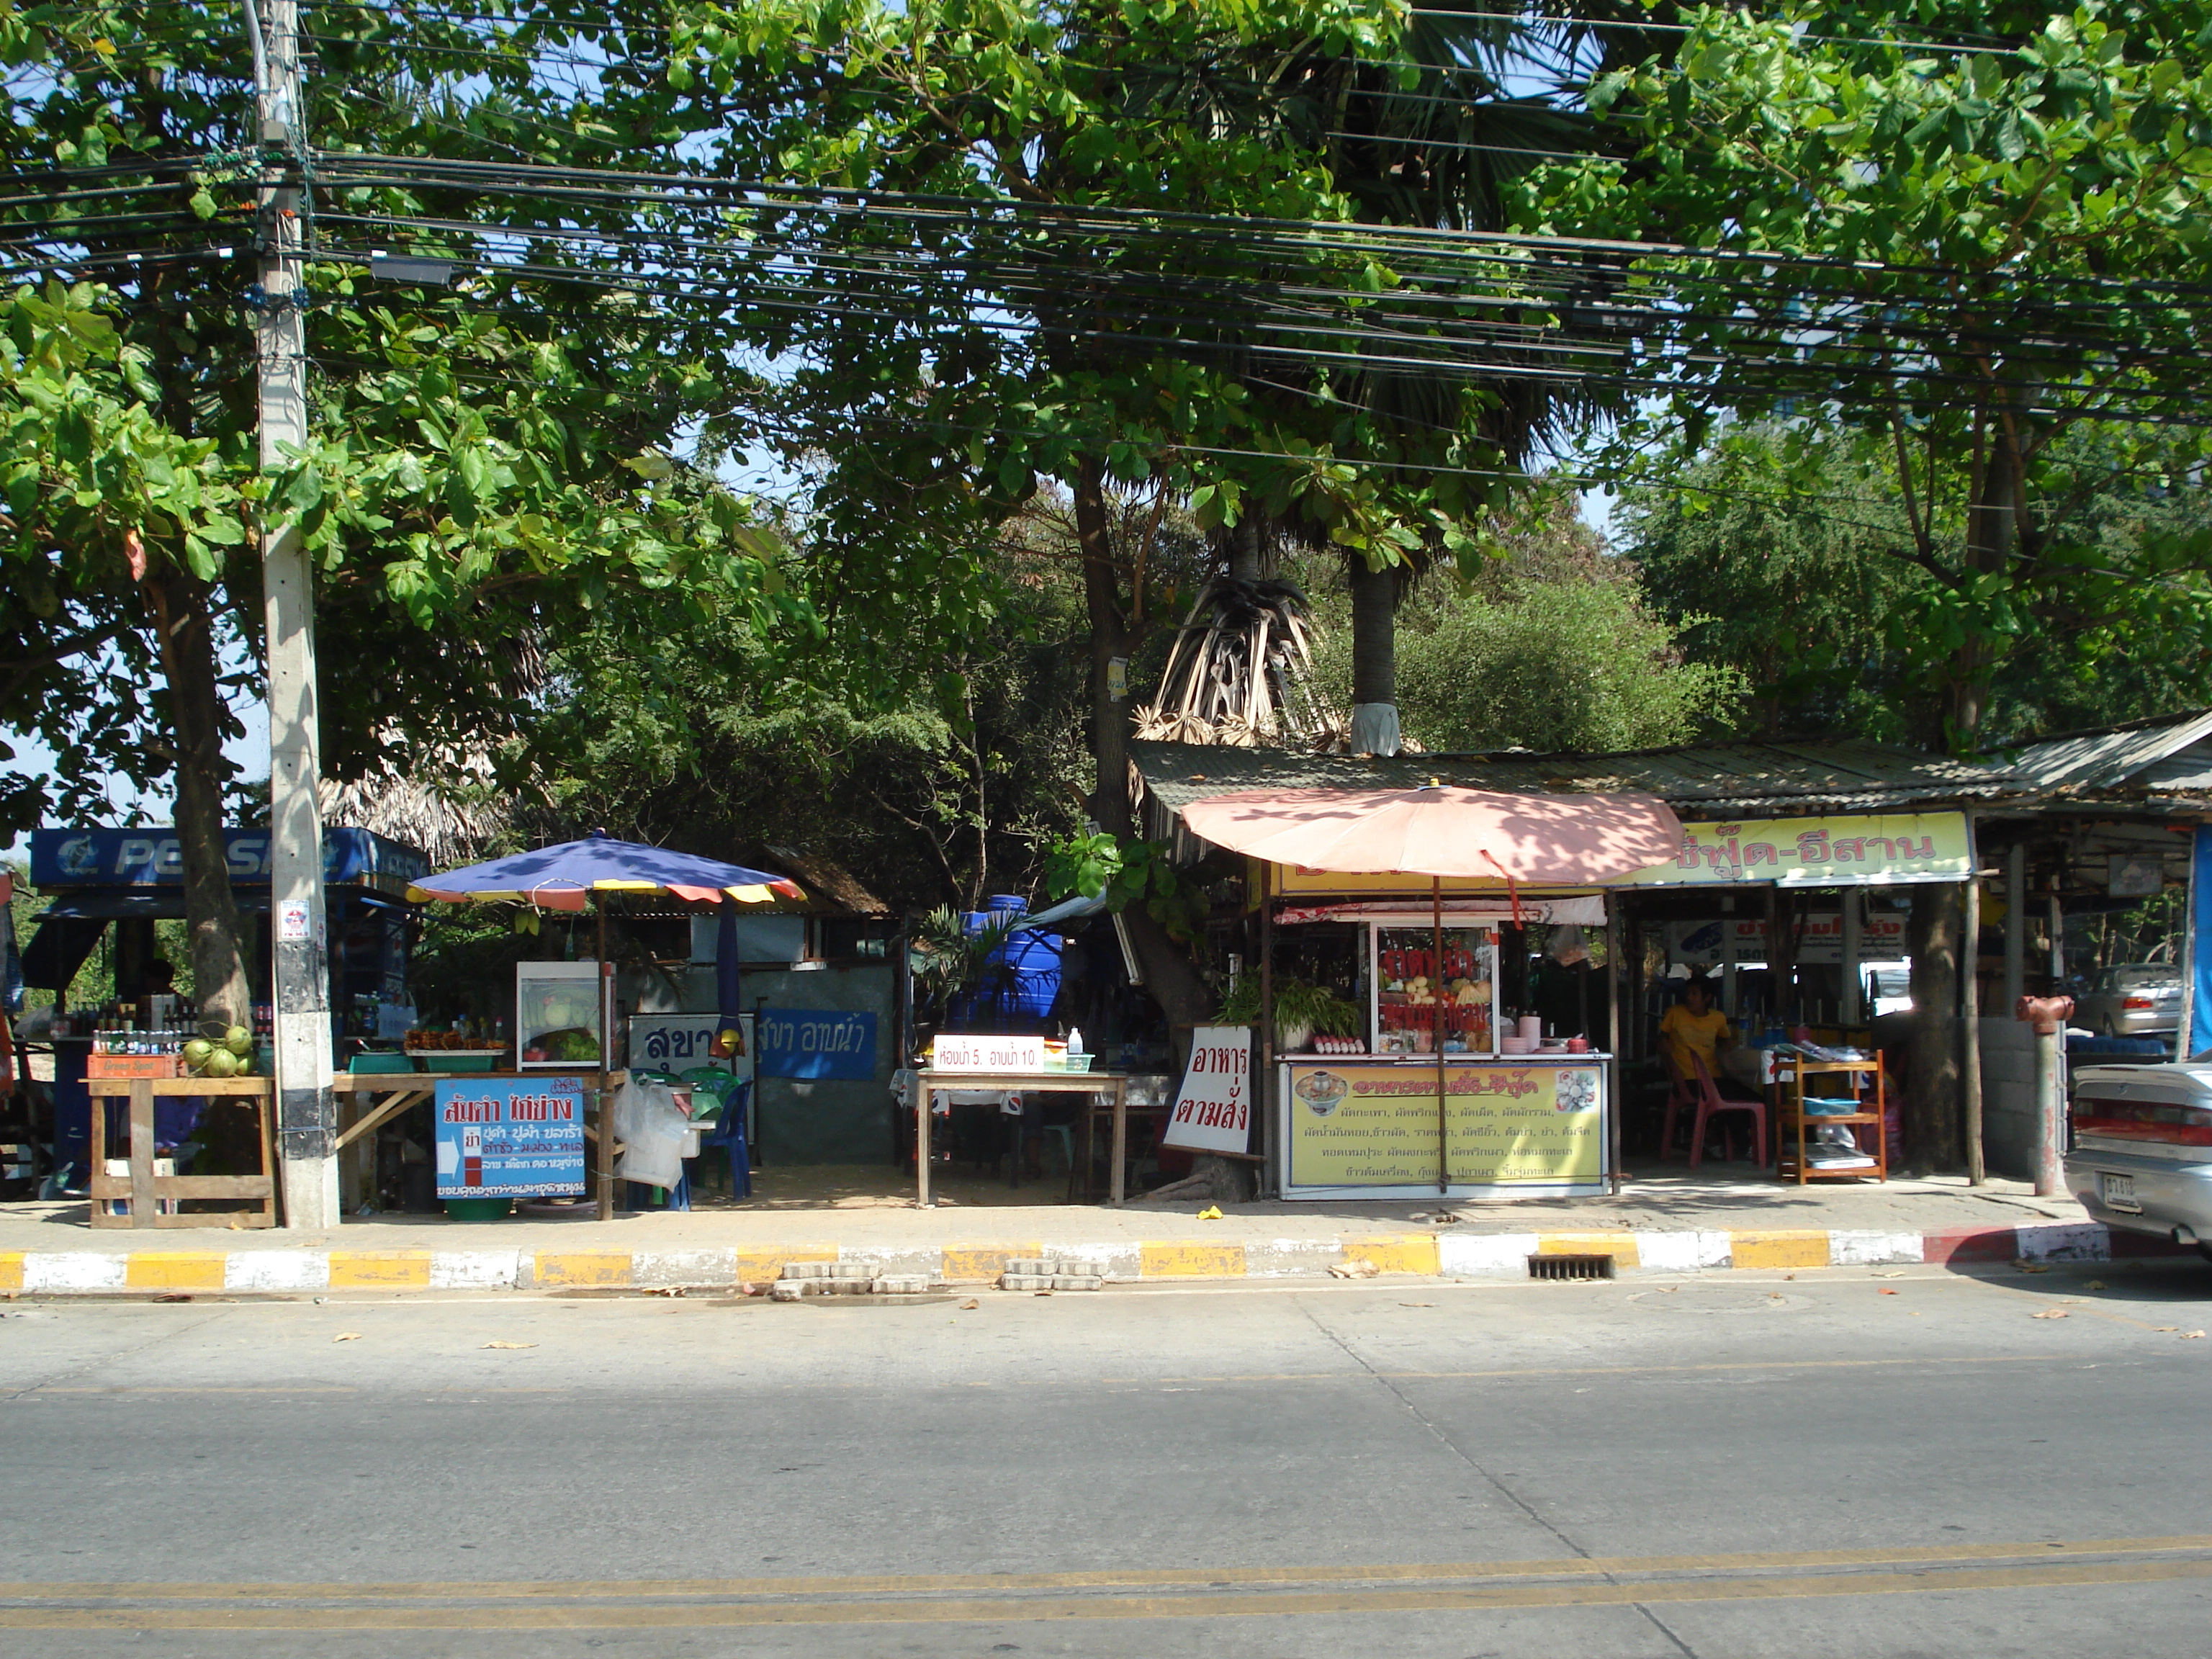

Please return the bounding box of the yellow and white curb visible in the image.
[0,1220,2162,1295]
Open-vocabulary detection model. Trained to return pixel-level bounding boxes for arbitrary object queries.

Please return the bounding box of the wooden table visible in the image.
[914,1069,1129,1208]
[87,1076,276,1229]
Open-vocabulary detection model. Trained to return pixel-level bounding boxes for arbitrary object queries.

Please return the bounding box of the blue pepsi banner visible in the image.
[433,1075,586,1199]
[30,827,428,892]
[758,1008,877,1080]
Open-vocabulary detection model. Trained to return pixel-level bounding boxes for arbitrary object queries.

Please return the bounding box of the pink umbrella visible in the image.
[1182,783,1683,1194]
[1179,785,1682,882]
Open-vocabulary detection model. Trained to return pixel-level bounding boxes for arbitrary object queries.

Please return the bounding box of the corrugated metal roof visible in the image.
[2011,709,2212,792]
[1131,736,2028,846]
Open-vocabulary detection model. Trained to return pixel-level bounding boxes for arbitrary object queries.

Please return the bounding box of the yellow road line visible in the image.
[4,1534,2203,1604]
[3,1556,2209,1629]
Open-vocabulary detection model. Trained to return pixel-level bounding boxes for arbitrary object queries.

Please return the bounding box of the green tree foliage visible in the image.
[1514,2,2212,747]
[1303,496,1743,754]
[0,1,805,1015]
[1623,424,2212,743]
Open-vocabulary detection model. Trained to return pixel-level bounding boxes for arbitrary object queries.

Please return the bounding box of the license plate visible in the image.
[2101,1172,2142,1213]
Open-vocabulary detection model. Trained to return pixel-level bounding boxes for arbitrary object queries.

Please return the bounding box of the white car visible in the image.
[2066,1064,2212,1260]
[2074,963,2183,1038]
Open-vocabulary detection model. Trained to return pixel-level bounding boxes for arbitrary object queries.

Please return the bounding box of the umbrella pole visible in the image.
[595,899,613,1222]
[1434,876,1448,1195]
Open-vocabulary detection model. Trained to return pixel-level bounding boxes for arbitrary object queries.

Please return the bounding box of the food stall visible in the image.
[406,833,804,1219]
[1179,785,1683,1200]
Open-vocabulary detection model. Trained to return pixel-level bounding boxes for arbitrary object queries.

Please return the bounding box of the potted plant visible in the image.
[1218,971,1358,1053]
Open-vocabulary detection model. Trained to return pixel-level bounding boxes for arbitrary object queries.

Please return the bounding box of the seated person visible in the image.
[1660,978,1734,1082]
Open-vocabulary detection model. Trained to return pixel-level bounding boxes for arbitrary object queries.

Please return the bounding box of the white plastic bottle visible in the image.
[1066,1027,1084,1056]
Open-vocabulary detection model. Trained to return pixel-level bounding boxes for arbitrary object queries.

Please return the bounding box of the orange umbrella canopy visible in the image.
[1180,785,1683,882]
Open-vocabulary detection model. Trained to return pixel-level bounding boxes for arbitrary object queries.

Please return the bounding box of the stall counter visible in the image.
[1279,1052,1610,1201]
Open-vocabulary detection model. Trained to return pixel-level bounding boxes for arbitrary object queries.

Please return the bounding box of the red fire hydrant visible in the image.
[2016,996,2075,1195]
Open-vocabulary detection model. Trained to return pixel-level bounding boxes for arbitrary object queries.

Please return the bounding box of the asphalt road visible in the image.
[4,1259,2212,1658]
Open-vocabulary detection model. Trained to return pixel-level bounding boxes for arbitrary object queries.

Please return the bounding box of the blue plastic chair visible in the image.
[696,1079,753,1199]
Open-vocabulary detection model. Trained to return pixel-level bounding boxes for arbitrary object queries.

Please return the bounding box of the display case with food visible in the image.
[516,961,608,1069]
[1370,924,1495,1056]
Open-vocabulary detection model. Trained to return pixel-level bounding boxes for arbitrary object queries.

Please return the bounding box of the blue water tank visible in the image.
[947,897,1064,1030]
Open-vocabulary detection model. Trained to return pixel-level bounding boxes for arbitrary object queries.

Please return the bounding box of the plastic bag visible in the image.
[612,1076,690,1190]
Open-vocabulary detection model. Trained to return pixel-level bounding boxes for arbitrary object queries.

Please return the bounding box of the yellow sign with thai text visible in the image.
[1285,1062,1604,1189]
[1609,811,1970,889]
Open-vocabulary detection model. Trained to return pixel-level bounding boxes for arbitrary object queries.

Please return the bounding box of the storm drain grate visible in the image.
[1527,1254,1615,1282]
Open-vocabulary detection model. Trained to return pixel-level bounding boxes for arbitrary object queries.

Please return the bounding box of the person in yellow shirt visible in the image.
[1660,978,1734,1082]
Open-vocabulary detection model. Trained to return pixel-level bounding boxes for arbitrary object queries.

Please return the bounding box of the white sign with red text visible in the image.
[1164,1025,1254,1154]
[931,1034,1046,1072]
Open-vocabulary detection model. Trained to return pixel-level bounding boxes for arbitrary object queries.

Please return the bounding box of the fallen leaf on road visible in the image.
[153,1292,192,1304]
[2015,1262,2051,1274]
[642,1286,685,1298]
[2155,1326,2180,1332]
[2085,1280,2108,1291]
[958,1298,979,1310]
[1879,1289,1899,1296]
[2031,1309,2069,1320]
[1872,1271,1907,1279]
[333,1332,362,1342]
[482,1341,536,1350]
[1329,1260,1380,1279]
[1033,1290,1053,1297]
[1400,1303,1434,1308]
[2183,1331,2208,1340]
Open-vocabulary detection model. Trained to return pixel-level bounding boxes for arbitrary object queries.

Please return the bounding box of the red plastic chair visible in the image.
[1661,1050,1768,1169]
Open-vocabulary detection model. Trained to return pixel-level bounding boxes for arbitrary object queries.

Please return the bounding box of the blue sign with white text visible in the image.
[30,827,428,890]
[757,1009,877,1080]
[433,1075,586,1198]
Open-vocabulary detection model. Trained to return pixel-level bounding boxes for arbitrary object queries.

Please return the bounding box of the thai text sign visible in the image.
[433,1075,585,1198]
[1668,912,1909,966]
[626,1013,752,1078]
[1285,1061,1604,1190]
[930,1033,1045,1071]
[1164,1025,1253,1154]
[759,1009,877,1080]
[1611,812,1970,889]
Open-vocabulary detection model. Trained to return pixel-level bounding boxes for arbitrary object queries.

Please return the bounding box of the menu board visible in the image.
[1284,1061,1604,1192]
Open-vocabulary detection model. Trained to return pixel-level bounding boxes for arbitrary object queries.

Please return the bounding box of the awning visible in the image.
[1182,786,1683,884]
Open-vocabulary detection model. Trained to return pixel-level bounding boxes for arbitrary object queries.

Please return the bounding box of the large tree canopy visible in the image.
[1512,1,2212,748]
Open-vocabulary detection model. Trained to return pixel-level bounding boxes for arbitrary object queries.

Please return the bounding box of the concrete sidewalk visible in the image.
[1,1169,2178,1294]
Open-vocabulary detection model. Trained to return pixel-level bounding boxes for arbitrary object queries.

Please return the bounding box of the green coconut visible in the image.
[224,1027,253,1057]
[183,1038,215,1066]
[202,1049,240,1079]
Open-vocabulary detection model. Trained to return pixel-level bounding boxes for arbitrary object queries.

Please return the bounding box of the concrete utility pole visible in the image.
[250,0,336,1228]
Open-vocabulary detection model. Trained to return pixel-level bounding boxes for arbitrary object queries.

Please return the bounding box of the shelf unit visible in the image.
[1775,1056,1888,1184]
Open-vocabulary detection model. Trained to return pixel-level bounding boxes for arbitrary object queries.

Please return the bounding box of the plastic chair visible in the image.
[696,1079,752,1199]
[1661,1050,1768,1169]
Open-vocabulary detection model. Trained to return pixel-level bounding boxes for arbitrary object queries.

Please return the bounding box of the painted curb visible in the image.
[0,1220,2186,1296]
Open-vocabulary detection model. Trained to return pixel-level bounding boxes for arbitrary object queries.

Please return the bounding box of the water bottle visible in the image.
[1066,1027,1084,1056]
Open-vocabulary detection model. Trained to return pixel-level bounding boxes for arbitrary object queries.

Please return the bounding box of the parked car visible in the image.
[2074,963,2184,1038]
[2067,1063,2212,1260]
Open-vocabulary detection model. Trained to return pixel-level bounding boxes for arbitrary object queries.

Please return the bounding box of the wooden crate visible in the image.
[86,1076,277,1228]
[86,1053,188,1080]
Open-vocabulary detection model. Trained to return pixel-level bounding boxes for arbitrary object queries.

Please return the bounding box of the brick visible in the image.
[942,1244,1042,1282]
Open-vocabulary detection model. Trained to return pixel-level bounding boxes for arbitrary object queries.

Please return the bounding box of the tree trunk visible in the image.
[1348,554,1401,755]
[1939,419,2022,750]
[147,569,251,1028]
[1226,516,1262,583]
[1074,460,1215,1035]
[1903,883,1965,1172]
